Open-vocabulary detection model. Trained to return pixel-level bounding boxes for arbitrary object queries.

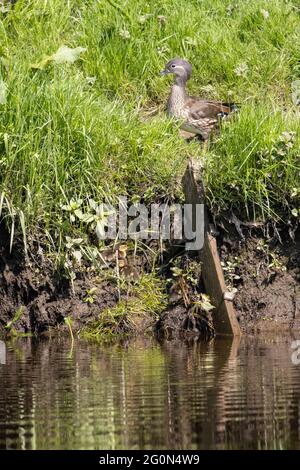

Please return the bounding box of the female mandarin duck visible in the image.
[160,58,237,140]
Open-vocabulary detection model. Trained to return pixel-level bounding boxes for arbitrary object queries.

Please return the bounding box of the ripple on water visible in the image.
[0,335,300,450]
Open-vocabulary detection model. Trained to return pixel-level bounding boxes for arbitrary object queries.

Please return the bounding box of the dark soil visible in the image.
[219,226,300,333]
[0,227,120,336]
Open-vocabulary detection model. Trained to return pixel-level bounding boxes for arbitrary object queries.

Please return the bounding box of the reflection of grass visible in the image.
[0,0,299,260]
[5,306,31,337]
[6,306,25,330]
[64,316,74,357]
[81,274,167,342]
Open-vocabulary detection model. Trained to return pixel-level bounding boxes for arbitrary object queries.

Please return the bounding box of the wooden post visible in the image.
[182,159,241,336]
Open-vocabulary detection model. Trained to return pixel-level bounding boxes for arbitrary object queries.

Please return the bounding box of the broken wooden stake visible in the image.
[182,159,241,337]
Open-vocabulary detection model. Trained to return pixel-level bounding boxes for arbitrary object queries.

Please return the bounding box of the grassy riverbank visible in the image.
[0,0,299,262]
[0,0,299,339]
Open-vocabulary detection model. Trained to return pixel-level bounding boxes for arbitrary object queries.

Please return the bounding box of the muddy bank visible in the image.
[155,227,300,339]
[0,222,299,338]
[0,224,133,336]
[0,250,119,336]
[218,226,300,333]
[0,221,170,339]
[0,223,213,339]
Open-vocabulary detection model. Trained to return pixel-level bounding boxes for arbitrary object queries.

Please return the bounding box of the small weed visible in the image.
[256,239,287,272]
[83,287,97,304]
[80,273,167,342]
[221,258,241,286]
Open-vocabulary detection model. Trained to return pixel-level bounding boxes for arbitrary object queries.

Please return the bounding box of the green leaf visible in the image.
[87,287,97,295]
[74,208,84,219]
[201,294,215,313]
[70,199,82,210]
[81,213,95,224]
[96,220,106,239]
[31,45,86,70]
[88,199,97,210]
[72,250,82,264]
[52,45,86,64]
[30,55,53,70]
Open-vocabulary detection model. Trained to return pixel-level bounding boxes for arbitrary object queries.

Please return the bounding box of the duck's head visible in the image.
[160,58,192,81]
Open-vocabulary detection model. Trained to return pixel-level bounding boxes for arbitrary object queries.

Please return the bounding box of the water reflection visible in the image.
[0,335,300,449]
[0,341,5,365]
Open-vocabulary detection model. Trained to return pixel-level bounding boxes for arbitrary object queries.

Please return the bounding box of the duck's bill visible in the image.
[159,69,170,76]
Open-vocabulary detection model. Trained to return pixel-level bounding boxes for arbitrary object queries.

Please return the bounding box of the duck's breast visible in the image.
[167,85,187,118]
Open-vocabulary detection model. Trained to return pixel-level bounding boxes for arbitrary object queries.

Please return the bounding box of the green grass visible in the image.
[80,273,168,342]
[0,0,299,260]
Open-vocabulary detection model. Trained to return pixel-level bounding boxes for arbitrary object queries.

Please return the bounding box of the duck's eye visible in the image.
[171,64,176,68]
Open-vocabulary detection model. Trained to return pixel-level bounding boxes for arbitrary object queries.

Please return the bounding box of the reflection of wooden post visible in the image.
[182,159,241,337]
[0,340,5,364]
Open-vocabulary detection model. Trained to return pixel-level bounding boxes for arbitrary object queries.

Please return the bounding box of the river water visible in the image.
[0,335,300,450]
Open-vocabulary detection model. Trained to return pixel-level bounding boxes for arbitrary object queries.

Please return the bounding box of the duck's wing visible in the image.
[187,98,237,118]
[182,98,238,139]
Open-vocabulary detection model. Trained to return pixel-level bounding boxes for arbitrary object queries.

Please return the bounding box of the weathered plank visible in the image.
[182,159,241,337]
